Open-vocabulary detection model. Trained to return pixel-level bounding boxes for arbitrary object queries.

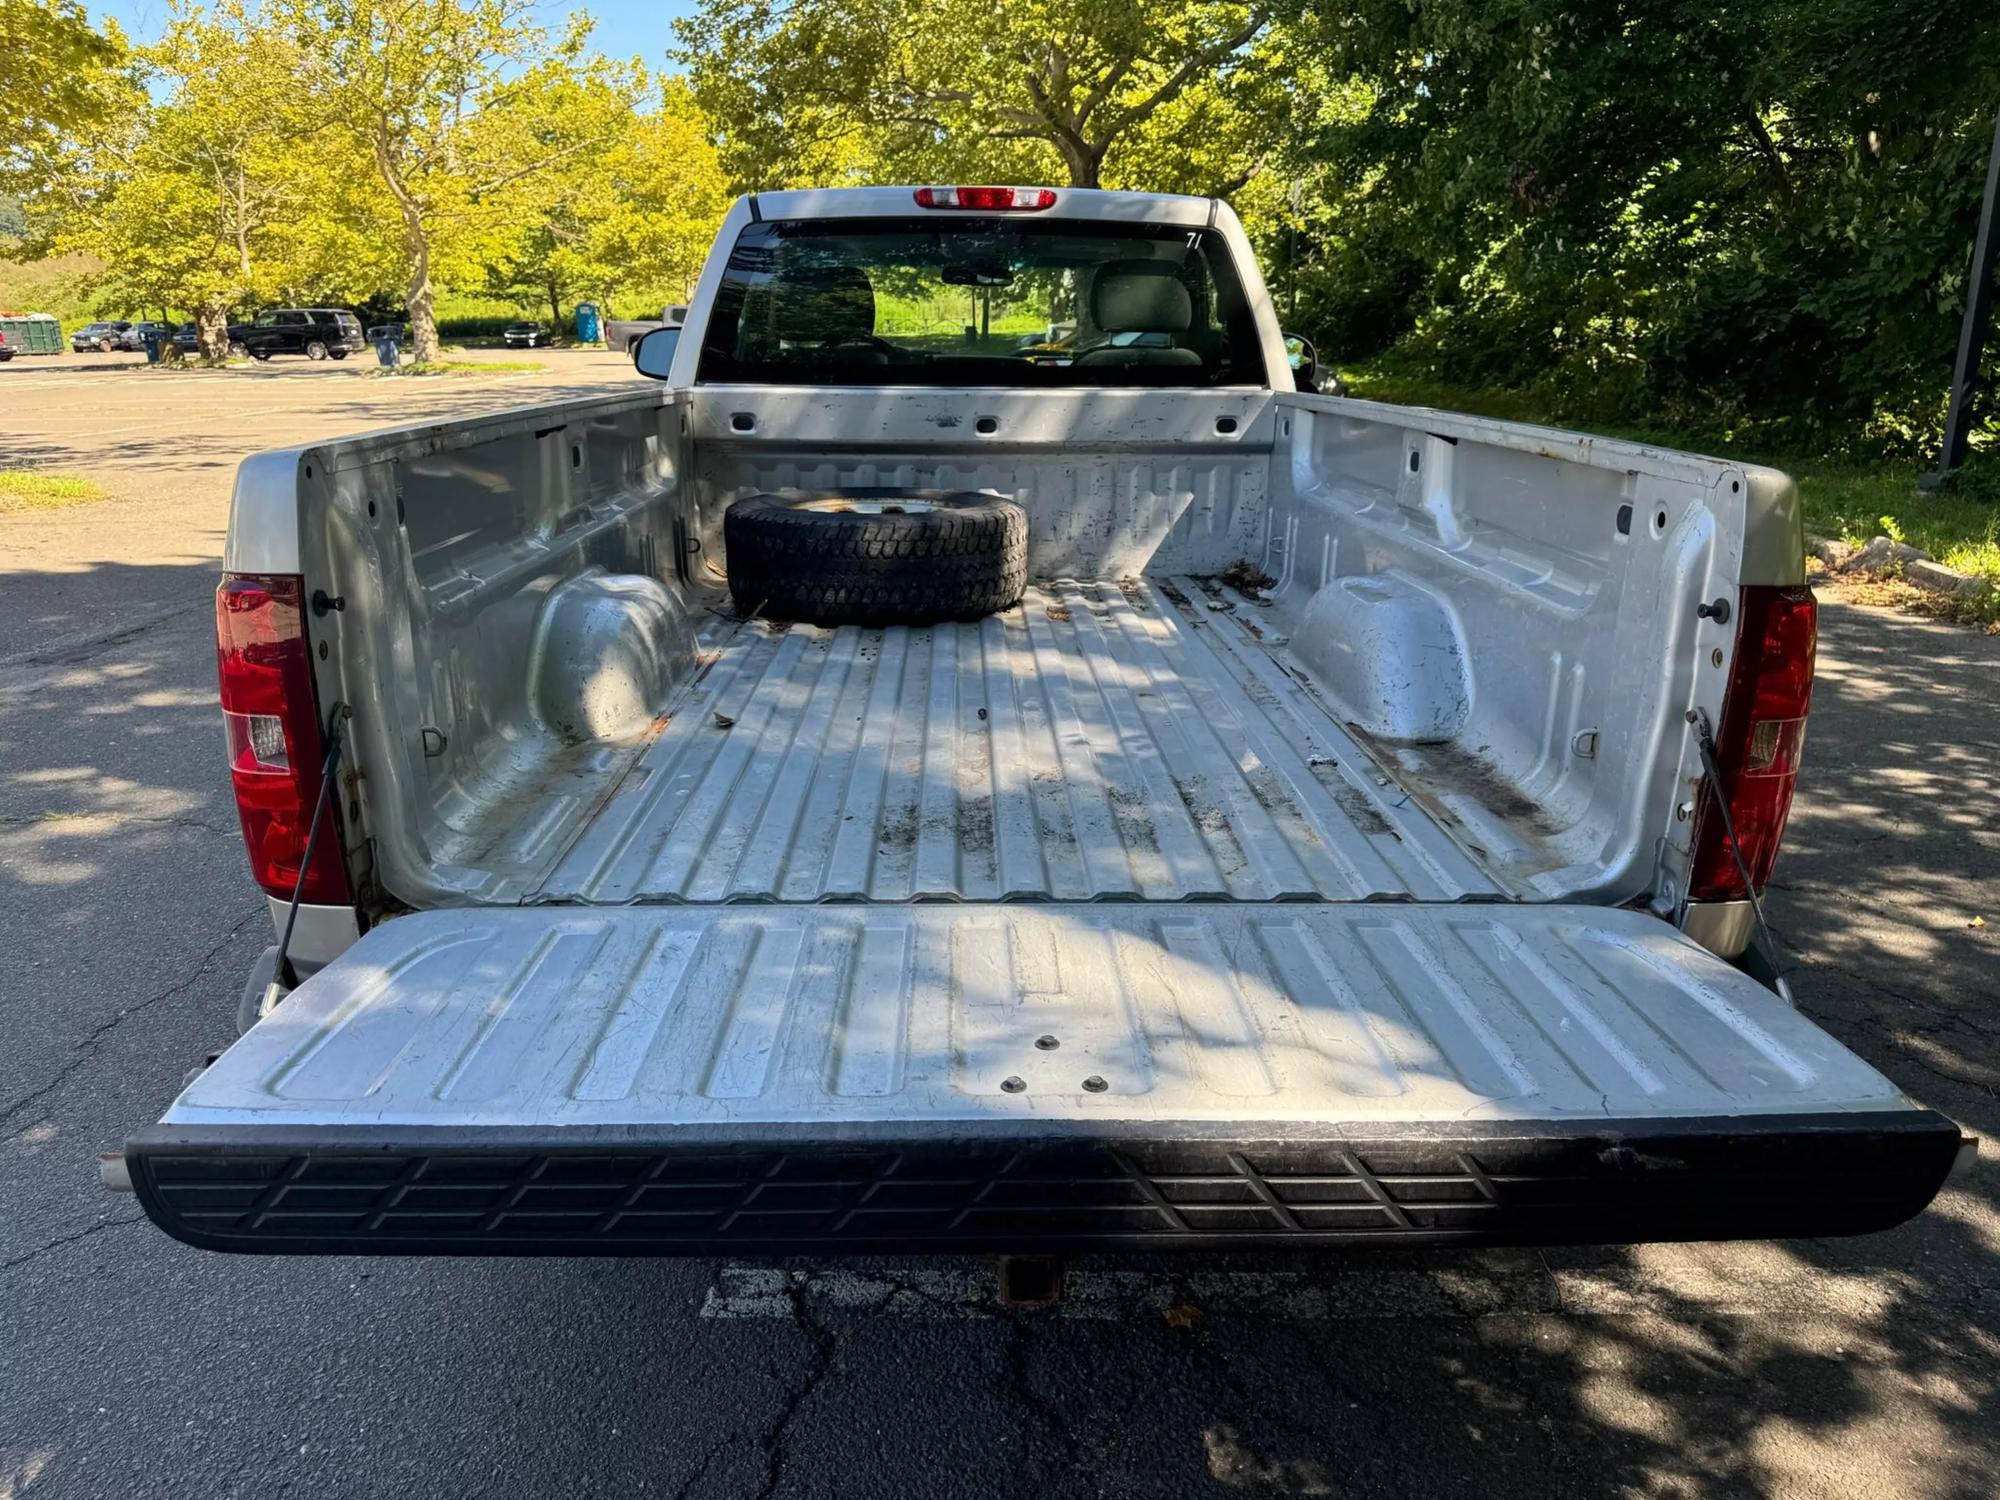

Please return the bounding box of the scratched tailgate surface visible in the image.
[163,903,1915,1129]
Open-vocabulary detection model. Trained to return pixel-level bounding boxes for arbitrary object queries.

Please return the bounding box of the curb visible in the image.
[1806,532,1993,600]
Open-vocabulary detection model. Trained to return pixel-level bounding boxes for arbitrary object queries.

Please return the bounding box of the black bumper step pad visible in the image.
[128,1112,1961,1256]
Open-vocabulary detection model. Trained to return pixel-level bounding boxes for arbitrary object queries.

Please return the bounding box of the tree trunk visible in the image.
[1051,133,1104,188]
[374,128,440,363]
[197,301,231,362]
[404,219,439,363]
[547,275,563,335]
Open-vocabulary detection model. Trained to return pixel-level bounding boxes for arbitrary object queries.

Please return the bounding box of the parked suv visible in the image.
[0,328,13,362]
[226,308,366,361]
[71,320,133,352]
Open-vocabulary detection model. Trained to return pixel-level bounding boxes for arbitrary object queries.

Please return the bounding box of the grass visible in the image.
[0,470,108,512]
[1344,366,2000,629]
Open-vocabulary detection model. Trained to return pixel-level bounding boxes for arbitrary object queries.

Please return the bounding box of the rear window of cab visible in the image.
[695,217,1266,388]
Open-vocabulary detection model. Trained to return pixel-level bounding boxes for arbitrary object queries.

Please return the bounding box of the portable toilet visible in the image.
[574,303,601,345]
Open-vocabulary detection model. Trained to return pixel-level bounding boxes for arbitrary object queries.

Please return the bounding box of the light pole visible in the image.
[1922,104,2000,489]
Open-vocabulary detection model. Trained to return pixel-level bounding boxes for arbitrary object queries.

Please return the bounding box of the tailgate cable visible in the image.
[268,702,351,1000]
[1684,707,1794,1005]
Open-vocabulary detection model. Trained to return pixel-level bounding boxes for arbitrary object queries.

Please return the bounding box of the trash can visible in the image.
[575,302,601,345]
[375,335,400,368]
[143,329,163,364]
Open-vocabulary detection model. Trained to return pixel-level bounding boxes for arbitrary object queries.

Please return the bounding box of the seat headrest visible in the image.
[772,264,876,343]
[1090,262,1193,333]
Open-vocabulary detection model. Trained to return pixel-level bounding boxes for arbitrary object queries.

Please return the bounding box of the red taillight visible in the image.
[1689,585,1817,901]
[913,186,1059,211]
[216,573,351,904]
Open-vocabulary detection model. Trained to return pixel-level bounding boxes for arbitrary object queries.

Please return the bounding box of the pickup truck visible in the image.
[119,185,1968,1258]
[605,302,687,355]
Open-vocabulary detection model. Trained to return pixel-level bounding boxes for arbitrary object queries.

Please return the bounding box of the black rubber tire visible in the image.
[724,488,1028,626]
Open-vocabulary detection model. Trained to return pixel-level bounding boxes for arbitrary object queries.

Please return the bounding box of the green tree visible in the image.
[0,0,124,163]
[482,71,728,329]
[14,4,379,358]
[1283,0,2000,447]
[272,0,601,362]
[678,0,1283,193]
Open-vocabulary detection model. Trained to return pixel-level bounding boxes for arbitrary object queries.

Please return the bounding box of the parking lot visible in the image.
[3,357,1997,1498]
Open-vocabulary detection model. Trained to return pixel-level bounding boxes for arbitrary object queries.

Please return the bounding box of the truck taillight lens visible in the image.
[215,573,350,904]
[913,186,1058,211]
[1689,585,1817,902]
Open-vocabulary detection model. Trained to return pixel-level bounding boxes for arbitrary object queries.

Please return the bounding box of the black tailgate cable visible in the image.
[1684,706,1794,1005]
[270,702,351,997]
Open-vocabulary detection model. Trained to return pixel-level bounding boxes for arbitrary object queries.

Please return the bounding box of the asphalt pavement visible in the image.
[2,355,1995,1499]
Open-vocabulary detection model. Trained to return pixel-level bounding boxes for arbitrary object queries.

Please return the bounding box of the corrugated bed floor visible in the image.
[483,579,1503,905]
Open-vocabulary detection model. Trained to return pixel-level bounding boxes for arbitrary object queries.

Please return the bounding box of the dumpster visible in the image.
[575,302,601,344]
[0,312,61,354]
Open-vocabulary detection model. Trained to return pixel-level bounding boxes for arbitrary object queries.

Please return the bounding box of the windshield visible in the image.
[696,217,1265,388]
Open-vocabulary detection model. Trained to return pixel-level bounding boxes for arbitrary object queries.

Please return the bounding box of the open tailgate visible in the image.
[128,904,1960,1254]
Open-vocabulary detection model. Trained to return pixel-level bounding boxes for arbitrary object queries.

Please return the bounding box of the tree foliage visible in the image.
[12,6,378,355]
[678,0,1288,193]
[1282,0,2000,451]
[0,0,124,164]
[483,72,728,324]
[265,0,606,361]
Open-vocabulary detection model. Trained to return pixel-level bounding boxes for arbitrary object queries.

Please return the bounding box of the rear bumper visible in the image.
[129,1111,1962,1257]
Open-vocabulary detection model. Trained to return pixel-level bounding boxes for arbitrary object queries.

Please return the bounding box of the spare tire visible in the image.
[724,488,1028,626]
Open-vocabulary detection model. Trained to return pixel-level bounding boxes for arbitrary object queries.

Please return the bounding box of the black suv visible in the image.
[226,308,366,361]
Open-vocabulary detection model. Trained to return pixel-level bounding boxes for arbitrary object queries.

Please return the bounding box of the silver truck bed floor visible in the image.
[165,903,1912,1128]
[463,579,1505,905]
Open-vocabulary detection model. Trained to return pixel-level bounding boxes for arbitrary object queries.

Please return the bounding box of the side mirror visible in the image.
[633,325,681,380]
[1282,332,1316,392]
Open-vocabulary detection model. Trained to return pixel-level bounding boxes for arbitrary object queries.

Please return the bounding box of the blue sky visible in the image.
[88,0,702,71]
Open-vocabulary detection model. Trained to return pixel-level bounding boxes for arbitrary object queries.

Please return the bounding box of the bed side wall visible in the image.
[1262,395,1782,906]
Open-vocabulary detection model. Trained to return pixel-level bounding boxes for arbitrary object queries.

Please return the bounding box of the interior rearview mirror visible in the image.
[633,325,681,380]
[942,262,1015,287]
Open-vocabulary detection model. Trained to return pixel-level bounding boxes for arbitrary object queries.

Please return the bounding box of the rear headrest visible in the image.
[772,264,876,343]
[1090,262,1193,333]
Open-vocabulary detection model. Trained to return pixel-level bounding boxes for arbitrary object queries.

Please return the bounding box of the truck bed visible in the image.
[446,578,1510,907]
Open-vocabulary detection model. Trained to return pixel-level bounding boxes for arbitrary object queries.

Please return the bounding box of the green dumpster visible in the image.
[0,313,63,354]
